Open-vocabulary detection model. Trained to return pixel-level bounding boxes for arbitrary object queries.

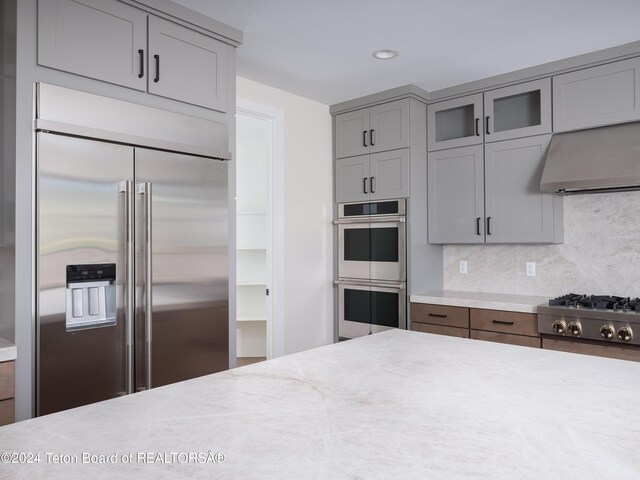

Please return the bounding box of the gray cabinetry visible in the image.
[38,0,147,91]
[147,17,228,111]
[427,145,484,244]
[335,150,409,203]
[428,79,551,151]
[553,57,640,132]
[335,99,409,159]
[428,135,561,244]
[428,94,483,151]
[37,0,229,112]
[484,79,552,143]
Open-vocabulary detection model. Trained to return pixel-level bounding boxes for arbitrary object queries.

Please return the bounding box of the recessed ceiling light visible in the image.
[372,49,399,60]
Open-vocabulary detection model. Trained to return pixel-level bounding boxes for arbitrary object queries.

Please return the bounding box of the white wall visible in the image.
[443,191,640,296]
[236,76,333,355]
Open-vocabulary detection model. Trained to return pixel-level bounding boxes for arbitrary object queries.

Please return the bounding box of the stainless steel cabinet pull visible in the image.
[138,49,144,78]
[120,180,134,395]
[370,129,375,146]
[492,320,514,325]
[428,313,448,318]
[363,177,368,194]
[475,118,480,136]
[485,116,490,135]
[370,176,375,193]
[154,54,160,83]
[363,130,368,147]
[137,182,153,390]
[476,217,481,235]
[487,216,492,235]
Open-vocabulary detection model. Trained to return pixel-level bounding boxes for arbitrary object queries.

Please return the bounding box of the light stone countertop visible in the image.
[0,337,16,362]
[1,329,639,479]
[411,290,550,313]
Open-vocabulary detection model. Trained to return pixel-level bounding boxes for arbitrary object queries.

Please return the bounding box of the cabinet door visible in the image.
[553,57,640,132]
[38,0,147,91]
[369,150,410,200]
[484,135,557,243]
[148,17,228,112]
[335,155,370,203]
[428,94,483,151]
[427,145,484,244]
[484,78,551,142]
[369,99,410,154]
[335,109,370,159]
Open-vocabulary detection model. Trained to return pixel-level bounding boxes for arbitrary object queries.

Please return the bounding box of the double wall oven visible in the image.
[335,200,407,339]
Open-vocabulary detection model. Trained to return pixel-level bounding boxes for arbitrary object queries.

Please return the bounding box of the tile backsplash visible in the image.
[443,191,640,297]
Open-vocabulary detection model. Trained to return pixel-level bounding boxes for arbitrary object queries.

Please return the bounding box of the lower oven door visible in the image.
[337,218,406,282]
[337,280,406,339]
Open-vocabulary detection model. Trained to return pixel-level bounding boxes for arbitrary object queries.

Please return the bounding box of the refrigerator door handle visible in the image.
[120,180,135,395]
[137,182,153,390]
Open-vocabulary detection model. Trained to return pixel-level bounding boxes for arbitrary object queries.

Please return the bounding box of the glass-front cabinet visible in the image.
[428,94,483,151]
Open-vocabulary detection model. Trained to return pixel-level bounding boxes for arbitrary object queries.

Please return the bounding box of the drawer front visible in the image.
[470,308,538,336]
[410,303,469,328]
[542,338,640,362]
[411,322,469,339]
[471,329,541,348]
[0,361,15,401]
[0,398,14,426]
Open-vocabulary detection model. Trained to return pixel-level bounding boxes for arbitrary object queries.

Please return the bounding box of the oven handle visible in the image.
[333,217,405,225]
[334,279,405,289]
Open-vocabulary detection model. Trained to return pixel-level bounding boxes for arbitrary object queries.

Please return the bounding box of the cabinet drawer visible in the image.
[0,398,14,426]
[410,303,469,328]
[411,322,469,339]
[471,329,541,348]
[0,361,15,401]
[470,309,538,336]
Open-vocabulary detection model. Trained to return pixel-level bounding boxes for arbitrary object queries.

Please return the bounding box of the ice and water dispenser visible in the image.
[65,264,116,331]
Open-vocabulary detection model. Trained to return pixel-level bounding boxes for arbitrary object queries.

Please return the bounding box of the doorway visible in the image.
[236,99,284,365]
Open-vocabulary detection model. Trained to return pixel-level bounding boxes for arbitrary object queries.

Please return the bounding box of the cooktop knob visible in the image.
[618,326,633,342]
[567,321,582,336]
[600,325,615,339]
[552,320,566,334]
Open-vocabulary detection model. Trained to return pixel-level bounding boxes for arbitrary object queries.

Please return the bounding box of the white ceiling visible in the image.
[172,0,640,105]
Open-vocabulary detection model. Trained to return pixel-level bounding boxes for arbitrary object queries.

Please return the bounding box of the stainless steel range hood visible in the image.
[540,122,640,194]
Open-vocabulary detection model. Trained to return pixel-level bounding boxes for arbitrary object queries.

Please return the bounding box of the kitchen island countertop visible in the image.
[411,290,550,313]
[0,329,639,479]
[0,337,16,362]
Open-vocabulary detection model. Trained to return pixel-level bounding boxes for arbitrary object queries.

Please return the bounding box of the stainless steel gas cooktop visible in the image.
[538,294,640,346]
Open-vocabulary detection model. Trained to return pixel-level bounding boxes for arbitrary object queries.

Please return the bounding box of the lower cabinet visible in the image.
[542,338,640,362]
[0,360,15,426]
[410,303,541,348]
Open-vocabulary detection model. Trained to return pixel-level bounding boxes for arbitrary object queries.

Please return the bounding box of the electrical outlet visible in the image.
[526,262,536,277]
[459,260,468,274]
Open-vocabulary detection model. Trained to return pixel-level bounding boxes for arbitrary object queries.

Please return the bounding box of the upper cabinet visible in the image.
[335,99,410,159]
[428,79,551,151]
[553,57,640,132]
[427,94,483,151]
[37,0,230,112]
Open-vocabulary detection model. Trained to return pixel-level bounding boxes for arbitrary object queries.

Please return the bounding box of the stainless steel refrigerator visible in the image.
[37,132,229,416]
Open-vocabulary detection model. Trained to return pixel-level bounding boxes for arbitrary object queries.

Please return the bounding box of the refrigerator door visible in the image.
[37,133,134,415]
[134,149,228,390]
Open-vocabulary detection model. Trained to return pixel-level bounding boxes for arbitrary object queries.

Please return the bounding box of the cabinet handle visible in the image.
[154,54,160,83]
[370,176,375,193]
[370,129,375,146]
[363,177,368,194]
[138,49,144,78]
[476,217,481,236]
[475,118,480,136]
[428,313,448,318]
[492,320,514,326]
[485,116,490,135]
[363,130,368,147]
[487,216,492,235]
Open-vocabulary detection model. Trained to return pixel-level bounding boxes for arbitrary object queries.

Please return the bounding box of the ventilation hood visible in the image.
[540,122,640,194]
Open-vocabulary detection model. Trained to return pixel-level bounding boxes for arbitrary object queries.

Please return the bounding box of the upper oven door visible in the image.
[337,218,406,281]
